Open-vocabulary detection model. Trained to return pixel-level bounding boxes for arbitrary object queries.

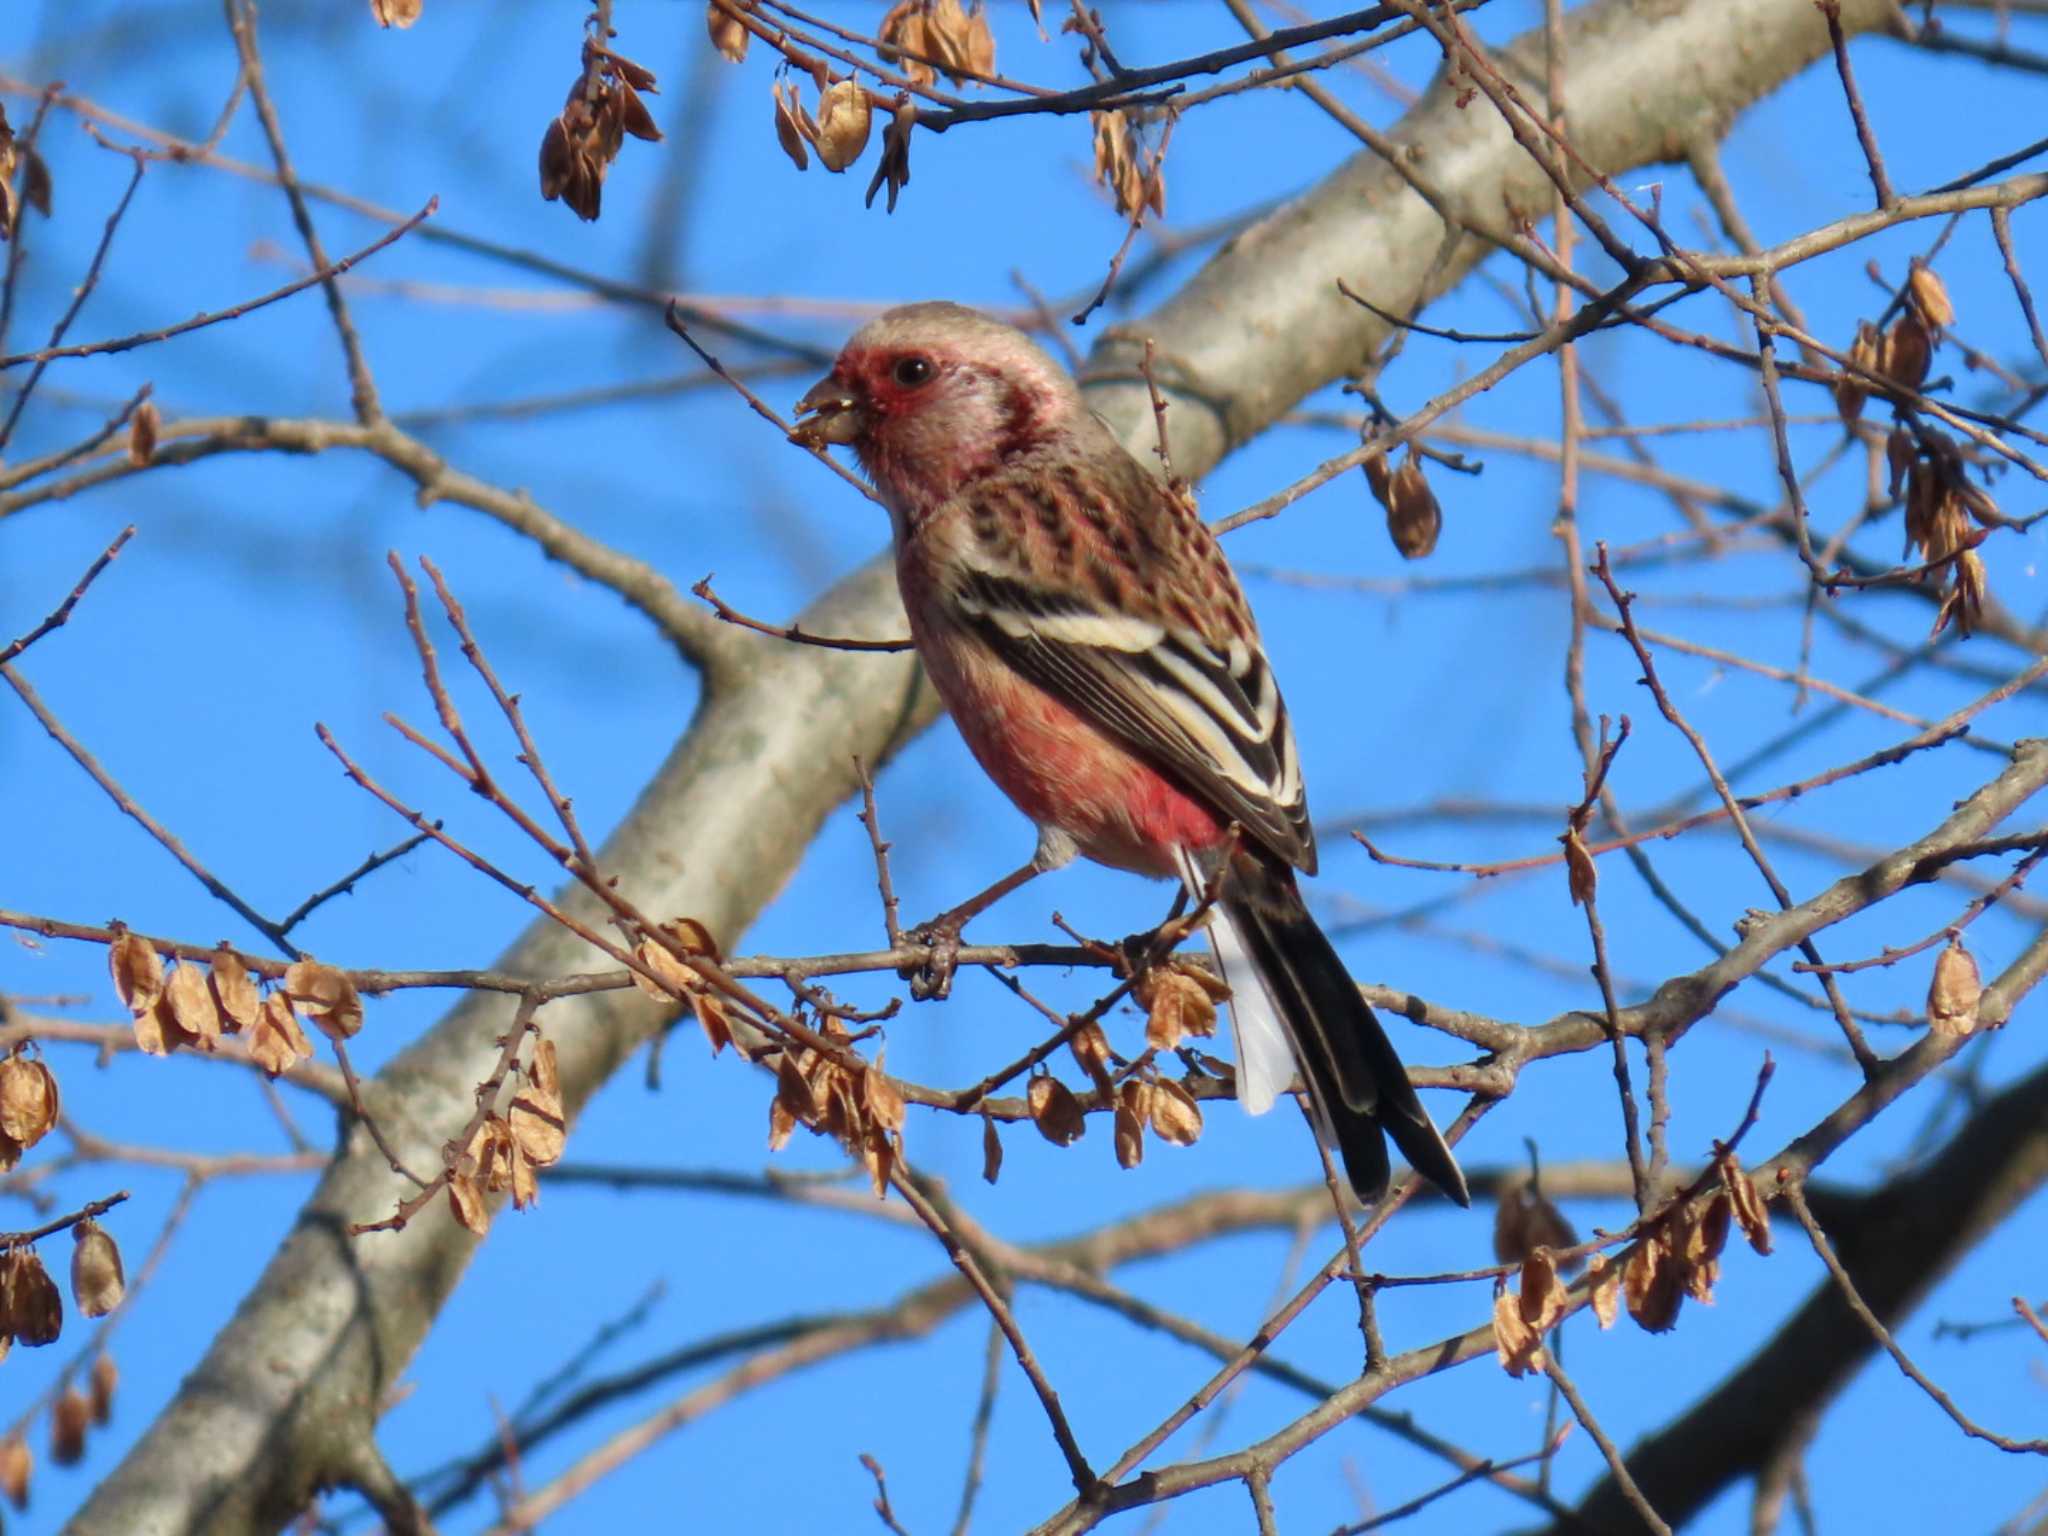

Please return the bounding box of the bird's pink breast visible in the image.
[903,597,1227,878]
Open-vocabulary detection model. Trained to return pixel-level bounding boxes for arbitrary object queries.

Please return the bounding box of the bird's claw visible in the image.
[903,921,963,1001]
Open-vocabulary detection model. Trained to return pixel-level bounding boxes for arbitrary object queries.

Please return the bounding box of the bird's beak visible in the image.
[790,375,867,448]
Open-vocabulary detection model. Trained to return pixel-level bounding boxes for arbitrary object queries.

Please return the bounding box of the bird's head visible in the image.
[792,301,1081,515]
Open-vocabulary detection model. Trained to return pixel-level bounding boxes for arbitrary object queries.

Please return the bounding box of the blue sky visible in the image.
[3,2,2046,1532]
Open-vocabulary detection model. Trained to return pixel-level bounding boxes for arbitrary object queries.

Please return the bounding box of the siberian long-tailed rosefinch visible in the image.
[791,301,1467,1206]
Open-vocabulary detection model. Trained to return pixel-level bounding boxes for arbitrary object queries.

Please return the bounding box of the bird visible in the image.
[789,300,1467,1207]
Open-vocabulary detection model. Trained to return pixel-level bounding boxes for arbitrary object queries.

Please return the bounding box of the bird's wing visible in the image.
[941,477,1316,873]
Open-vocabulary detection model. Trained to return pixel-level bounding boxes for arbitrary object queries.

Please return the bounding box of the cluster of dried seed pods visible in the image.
[1887,423,2000,639]
[1089,109,1165,221]
[538,41,663,222]
[878,0,997,86]
[0,1049,59,1174]
[767,1024,906,1199]
[444,1036,568,1234]
[107,931,362,1077]
[772,78,877,174]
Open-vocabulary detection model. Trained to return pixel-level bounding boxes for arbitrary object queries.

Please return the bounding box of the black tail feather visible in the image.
[1220,855,1469,1206]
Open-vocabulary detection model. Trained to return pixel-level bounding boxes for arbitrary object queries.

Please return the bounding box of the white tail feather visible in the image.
[1175,851,1294,1122]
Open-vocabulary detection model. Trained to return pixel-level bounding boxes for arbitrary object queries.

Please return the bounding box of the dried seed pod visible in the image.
[447,1172,489,1234]
[862,1053,907,1134]
[861,1123,895,1199]
[509,1037,567,1166]
[1492,1178,1578,1265]
[90,1351,117,1424]
[775,1048,819,1130]
[1067,1020,1116,1095]
[1836,321,1882,426]
[1090,109,1141,216]
[1623,1229,1683,1334]
[1518,1248,1569,1333]
[163,962,222,1050]
[1384,449,1441,559]
[209,944,260,1032]
[1885,427,1916,499]
[69,1219,124,1318]
[877,0,934,85]
[981,1112,1003,1183]
[1908,263,1955,329]
[813,79,873,172]
[1026,1074,1086,1146]
[1882,310,1932,392]
[0,1051,58,1152]
[0,1433,27,1510]
[1113,1081,1146,1169]
[282,958,362,1042]
[50,1387,89,1466]
[1926,937,1983,1036]
[924,0,984,85]
[247,992,312,1078]
[632,936,695,998]
[1491,1281,1545,1377]
[707,1,750,61]
[108,931,165,1015]
[0,1433,28,1509]
[773,79,815,171]
[1362,450,1395,508]
[2,1246,62,1346]
[370,0,423,25]
[1715,1150,1772,1255]
[1933,548,1987,639]
[689,987,733,1055]
[1139,970,1214,1053]
[1586,1252,1619,1329]
[1147,1078,1203,1146]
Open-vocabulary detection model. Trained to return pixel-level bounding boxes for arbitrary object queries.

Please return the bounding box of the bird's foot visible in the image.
[902,918,964,1001]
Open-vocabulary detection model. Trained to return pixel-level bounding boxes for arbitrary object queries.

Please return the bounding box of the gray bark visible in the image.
[67,0,1909,1528]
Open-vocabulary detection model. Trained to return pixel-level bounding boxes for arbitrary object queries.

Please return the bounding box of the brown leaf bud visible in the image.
[1027,1074,1086,1146]
[1563,827,1597,907]
[127,398,159,466]
[108,931,165,1015]
[0,1434,28,1510]
[69,1219,124,1318]
[2,1246,62,1346]
[1908,263,1955,329]
[282,958,362,1042]
[1927,937,1983,1036]
[707,1,750,62]
[1882,311,1932,392]
[1385,448,1441,559]
[814,80,873,172]
[50,1387,90,1467]
[1491,1281,1546,1377]
[90,1351,117,1424]
[0,1051,58,1152]
[1147,1078,1204,1146]
[981,1112,1003,1184]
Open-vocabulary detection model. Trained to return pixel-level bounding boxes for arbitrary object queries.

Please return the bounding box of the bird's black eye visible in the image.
[892,355,934,388]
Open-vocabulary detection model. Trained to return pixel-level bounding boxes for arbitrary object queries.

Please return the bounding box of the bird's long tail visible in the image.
[1197,851,1468,1206]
